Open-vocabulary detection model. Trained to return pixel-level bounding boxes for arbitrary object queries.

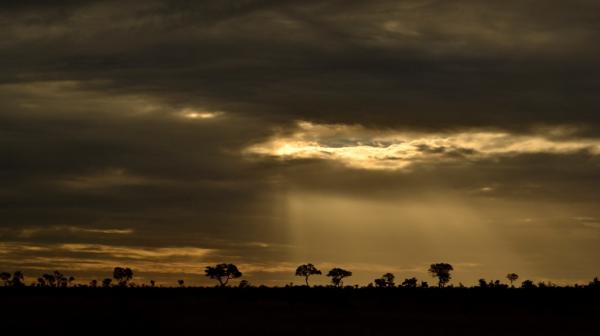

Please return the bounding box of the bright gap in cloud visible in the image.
[245,122,600,170]
[179,108,223,120]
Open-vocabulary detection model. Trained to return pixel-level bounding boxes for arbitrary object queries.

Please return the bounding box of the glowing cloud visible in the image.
[59,244,213,259]
[179,108,223,120]
[245,122,600,170]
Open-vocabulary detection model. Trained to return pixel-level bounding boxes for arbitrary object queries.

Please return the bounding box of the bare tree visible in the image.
[295,264,322,286]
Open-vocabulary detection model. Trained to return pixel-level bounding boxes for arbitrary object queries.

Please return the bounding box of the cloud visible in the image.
[246,122,600,170]
[2,1,600,131]
[17,226,134,238]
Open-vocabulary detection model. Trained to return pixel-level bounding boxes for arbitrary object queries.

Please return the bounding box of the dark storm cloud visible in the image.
[2,0,600,130]
[0,82,289,260]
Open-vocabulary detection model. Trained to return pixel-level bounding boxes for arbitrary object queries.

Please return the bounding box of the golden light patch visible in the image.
[180,108,222,119]
[245,122,600,170]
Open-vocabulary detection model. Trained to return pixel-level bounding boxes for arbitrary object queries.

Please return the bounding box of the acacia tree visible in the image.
[113,267,134,286]
[506,273,519,287]
[326,268,352,287]
[428,263,453,287]
[295,264,322,286]
[374,273,395,288]
[204,263,242,286]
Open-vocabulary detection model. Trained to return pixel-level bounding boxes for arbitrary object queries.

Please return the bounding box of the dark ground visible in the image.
[1,287,599,335]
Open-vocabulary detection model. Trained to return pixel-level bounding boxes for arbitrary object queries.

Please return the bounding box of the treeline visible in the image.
[2,263,600,289]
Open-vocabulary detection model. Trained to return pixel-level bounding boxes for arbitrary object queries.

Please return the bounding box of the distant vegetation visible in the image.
[1,264,600,289]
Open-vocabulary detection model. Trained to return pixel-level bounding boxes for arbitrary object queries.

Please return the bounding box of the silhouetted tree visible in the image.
[11,271,25,287]
[428,263,453,287]
[588,277,600,288]
[205,263,242,286]
[521,280,536,289]
[374,273,395,288]
[102,278,112,288]
[89,280,98,288]
[1,272,11,286]
[54,271,67,287]
[537,281,555,288]
[401,277,418,288]
[478,279,488,288]
[177,280,184,287]
[68,276,75,287]
[326,268,352,287]
[42,273,56,287]
[149,280,155,287]
[490,280,507,289]
[113,267,134,286]
[239,279,250,288]
[295,264,322,286]
[506,273,519,287]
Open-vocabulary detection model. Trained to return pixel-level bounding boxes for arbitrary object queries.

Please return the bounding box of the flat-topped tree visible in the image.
[327,268,352,287]
[205,263,242,287]
[428,263,453,288]
[295,264,322,286]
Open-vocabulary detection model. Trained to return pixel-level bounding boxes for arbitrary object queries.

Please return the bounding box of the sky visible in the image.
[1,0,600,287]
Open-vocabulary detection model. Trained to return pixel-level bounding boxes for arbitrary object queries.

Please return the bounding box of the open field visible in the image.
[2,287,598,335]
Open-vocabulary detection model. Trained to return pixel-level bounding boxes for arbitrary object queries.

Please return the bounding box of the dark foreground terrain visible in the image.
[2,287,599,335]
